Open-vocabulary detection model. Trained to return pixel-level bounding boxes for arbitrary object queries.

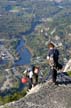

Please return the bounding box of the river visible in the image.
[1,1,68,96]
[14,18,41,66]
[0,18,42,97]
[14,39,32,66]
[0,19,42,96]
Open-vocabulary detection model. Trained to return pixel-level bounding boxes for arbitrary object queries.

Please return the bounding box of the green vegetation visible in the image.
[68,71,71,77]
[0,1,34,37]
[0,0,71,105]
[0,89,27,105]
[10,39,19,49]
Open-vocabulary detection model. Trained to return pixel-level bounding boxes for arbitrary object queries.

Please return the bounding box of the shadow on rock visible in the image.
[57,72,71,85]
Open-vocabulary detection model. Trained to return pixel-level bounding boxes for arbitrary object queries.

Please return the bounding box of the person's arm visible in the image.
[47,50,50,64]
[24,70,27,74]
[29,71,33,78]
[47,54,50,65]
[47,50,54,65]
[23,69,28,77]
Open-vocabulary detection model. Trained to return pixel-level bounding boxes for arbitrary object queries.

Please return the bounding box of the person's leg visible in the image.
[52,68,57,84]
[36,74,38,85]
[30,78,33,84]
[28,78,32,89]
[33,74,38,86]
[32,74,36,86]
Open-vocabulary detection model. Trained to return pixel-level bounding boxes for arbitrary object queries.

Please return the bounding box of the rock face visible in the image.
[64,59,71,72]
[1,72,71,108]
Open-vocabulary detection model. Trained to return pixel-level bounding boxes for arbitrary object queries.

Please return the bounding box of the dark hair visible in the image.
[32,65,39,72]
[48,42,55,48]
[32,65,35,72]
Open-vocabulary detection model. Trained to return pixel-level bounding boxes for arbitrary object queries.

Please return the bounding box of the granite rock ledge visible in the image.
[0,80,71,108]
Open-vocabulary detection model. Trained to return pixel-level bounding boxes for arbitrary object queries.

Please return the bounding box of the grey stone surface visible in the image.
[1,84,71,108]
[0,72,71,108]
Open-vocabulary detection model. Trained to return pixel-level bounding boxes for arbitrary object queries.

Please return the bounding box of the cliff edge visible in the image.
[1,59,71,108]
[0,71,71,108]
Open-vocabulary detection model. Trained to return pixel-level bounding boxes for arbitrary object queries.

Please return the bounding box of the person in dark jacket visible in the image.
[32,66,39,86]
[47,42,59,84]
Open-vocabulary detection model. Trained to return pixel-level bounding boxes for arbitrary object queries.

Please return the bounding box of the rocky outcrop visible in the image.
[0,72,71,108]
[64,59,71,72]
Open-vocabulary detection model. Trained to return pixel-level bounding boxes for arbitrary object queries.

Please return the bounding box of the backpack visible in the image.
[57,63,63,70]
[21,77,28,84]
